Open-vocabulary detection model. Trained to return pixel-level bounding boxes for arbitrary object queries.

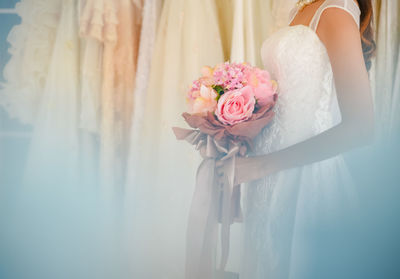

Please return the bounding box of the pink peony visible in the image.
[246,68,277,107]
[215,86,256,125]
[187,85,218,115]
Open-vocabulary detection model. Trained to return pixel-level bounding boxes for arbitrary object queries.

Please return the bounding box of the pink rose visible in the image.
[215,86,256,125]
[246,68,277,107]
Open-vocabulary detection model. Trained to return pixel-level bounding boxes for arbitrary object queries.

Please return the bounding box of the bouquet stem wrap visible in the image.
[173,94,276,278]
[173,128,247,279]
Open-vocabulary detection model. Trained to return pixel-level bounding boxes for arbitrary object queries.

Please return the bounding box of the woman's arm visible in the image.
[217,8,375,185]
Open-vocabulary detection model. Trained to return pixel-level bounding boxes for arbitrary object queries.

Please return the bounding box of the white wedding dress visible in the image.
[241,1,363,278]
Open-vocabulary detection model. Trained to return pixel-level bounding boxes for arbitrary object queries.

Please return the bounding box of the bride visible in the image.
[216,0,375,278]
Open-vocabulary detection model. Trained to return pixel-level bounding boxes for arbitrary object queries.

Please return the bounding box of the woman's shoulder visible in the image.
[315,0,361,29]
[317,2,361,34]
[316,3,364,70]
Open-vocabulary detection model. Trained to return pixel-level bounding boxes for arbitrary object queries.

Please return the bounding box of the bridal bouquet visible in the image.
[172,62,278,278]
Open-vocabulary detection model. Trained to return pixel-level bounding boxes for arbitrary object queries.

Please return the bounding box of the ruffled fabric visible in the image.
[79,0,143,189]
[79,0,118,43]
[0,0,62,124]
[78,0,119,134]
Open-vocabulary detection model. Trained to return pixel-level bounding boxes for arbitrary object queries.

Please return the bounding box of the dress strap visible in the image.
[309,0,361,32]
[288,6,299,25]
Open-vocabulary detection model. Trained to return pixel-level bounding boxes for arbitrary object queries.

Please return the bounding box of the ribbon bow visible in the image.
[173,127,246,279]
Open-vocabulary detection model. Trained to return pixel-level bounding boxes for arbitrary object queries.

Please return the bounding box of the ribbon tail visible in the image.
[185,159,219,279]
[232,184,243,223]
[219,155,236,271]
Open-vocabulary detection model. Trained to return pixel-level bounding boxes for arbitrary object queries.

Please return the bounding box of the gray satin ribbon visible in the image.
[173,127,245,279]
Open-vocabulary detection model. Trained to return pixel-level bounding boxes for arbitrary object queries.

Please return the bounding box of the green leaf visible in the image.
[212,85,224,94]
[212,85,225,101]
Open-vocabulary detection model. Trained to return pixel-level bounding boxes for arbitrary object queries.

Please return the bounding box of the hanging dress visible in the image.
[129,0,224,277]
[230,0,274,67]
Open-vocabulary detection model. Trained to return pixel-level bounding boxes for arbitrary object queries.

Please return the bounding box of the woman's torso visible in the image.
[252,0,361,155]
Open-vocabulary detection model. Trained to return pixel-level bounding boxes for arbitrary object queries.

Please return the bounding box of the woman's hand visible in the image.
[215,155,270,185]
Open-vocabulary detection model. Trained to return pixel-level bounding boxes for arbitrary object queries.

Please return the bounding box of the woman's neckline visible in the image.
[288,0,326,28]
[286,24,327,51]
[262,24,329,58]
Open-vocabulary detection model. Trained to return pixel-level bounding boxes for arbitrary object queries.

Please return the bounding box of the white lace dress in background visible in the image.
[240,1,362,278]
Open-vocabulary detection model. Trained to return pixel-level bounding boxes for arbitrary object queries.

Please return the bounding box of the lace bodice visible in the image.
[253,0,361,155]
